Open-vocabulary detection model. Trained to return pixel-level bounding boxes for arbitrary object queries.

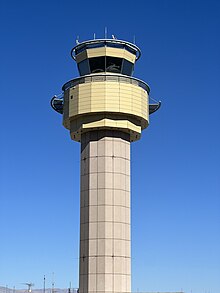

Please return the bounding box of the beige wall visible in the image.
[80,131,131,293]
[76,47,136,64]
[63,80,149,142]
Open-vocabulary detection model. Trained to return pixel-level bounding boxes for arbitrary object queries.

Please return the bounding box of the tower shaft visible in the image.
[80,130,131,293]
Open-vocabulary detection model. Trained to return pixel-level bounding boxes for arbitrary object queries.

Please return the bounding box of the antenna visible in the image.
[104,27,107,39]
[93,33,96,39]
[133,35,136,44]
[68,282,72,293]
[76,36,79,45]
[51,272,55,293]
[43,275,46,293]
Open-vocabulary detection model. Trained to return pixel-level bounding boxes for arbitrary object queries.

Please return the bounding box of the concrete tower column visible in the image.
[79,130,131,293]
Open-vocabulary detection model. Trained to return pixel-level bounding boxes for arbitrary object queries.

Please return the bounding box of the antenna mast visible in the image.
[43,275,46,293]
[104,27,107,38]
[51,272,55,293]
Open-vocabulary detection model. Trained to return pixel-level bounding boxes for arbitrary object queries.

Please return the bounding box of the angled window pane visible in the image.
[86,42,105,49]
[89,57,105,73]
[78,59,90,76]
[124,45,136,55]
[75,45,86,55]
[106,42,124,49]
[122,59,133,76]
[106,57,122,73]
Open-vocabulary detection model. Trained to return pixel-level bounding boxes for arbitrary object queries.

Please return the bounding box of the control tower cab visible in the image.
[51,39,160,142]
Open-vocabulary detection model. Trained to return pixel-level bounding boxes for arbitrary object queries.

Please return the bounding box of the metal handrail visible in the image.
[62,73,150,93]
[71,39,141,61]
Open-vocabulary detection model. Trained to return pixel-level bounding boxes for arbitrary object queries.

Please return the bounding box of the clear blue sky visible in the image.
[0,0,219,292]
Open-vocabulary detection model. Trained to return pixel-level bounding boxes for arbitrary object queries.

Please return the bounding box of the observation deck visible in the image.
[51,38,160,142]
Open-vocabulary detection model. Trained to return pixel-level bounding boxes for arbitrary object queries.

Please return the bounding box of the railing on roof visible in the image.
[62,74,150,93]
[71,39,141,61]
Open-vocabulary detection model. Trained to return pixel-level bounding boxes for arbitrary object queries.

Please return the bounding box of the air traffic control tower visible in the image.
[51,38,160,293]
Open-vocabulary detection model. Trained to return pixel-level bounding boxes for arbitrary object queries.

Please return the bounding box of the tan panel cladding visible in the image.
[69,86,80,116]
[63,89,70,121]
[105,47,136,63]
[67,81,148,120]
[63,80,149,141]
[75,50,88,63]
[76,47,136,64]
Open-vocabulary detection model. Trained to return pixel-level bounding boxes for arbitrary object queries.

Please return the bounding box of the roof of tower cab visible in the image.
[71,39,141,61]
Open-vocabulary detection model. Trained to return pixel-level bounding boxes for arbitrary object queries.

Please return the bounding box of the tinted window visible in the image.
[124,45,136,55]
[122,59,133,76]
[106,57,122,73]
[78,59,90,76]
[87,42,105,49]
[89,57,105,73]
[106,43,124,49]
[75,45,86,55]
